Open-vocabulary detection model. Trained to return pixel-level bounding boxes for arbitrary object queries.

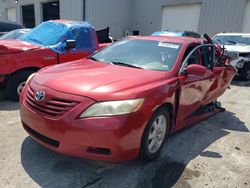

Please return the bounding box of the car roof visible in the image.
[0,21,24,32]
[52,20,92,27]
[215,33,250,36]
[127,35,203,45]
[151,31,185,37]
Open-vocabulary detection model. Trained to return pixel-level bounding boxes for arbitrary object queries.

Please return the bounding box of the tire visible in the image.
[238,62,250,81]
[6,70,35,101]
[140,107,170,161]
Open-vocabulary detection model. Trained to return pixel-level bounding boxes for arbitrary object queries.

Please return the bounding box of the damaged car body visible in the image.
[213,33,250,80]
[19,34,236,162]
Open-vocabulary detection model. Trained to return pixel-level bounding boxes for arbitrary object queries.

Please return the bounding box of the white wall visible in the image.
[7,7,16,22]
[130,0,163,35]
[15,0,48,25]
[60,0,83,21]
[85,0,131,39]
[15,0,83,25]
[0,0,6,21]
[161,4,201,32]
[243,0,250,32]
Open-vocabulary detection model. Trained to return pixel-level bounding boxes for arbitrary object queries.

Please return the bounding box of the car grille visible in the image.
[25,86,80,118]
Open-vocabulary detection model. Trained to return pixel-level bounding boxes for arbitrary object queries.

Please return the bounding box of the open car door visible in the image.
[175,43,236,128]
[176,44,216,127]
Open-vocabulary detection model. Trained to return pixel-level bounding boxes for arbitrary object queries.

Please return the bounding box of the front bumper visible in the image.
[230,56,250,69]
[19,82,148,162]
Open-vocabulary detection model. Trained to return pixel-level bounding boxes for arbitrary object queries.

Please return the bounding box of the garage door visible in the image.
[243,0,250,32]
[161,4,201,32]
[7,8,16,22]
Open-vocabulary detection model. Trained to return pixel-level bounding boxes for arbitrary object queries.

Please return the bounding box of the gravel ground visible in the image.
[0,78,250,188]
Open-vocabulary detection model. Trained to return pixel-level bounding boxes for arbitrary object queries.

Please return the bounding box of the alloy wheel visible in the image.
[148,115,167,154]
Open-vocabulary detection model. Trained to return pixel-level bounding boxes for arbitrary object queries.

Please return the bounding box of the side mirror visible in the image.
[65,39,76,50]
[182,64,207,76]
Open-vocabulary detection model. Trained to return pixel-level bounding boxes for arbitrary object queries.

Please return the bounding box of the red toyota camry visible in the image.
[19,35,236,162]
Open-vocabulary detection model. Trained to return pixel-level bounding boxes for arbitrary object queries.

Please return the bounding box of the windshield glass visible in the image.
[213,35,250,46]
[90,39,181,71]
[19,22,68,46]
[0,29,30,39]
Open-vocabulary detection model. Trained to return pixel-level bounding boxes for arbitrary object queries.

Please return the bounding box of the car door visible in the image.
[176,44,215,125]
[58,50,89,64]
[58,27,97,63]
[200,45,235,104]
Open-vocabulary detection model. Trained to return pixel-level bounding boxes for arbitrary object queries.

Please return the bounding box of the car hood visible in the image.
[224,45,250,53]
[0,39,40,54]
[33,59,168,101]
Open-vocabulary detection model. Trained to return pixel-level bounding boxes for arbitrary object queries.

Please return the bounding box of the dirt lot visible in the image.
[0,78,250,188]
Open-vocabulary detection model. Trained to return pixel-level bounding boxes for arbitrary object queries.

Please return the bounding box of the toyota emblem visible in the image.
[35,91,45,101]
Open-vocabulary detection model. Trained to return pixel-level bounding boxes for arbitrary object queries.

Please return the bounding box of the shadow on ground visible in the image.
[0,101,19,111]
[231,76,250,87]
[20,111,248,188]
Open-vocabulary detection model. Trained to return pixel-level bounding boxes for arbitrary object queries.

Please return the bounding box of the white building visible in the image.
[0,0,6,21]
[2,0,250,39]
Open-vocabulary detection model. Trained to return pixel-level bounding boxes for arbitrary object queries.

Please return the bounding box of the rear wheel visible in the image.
[238,62,250,81]
[6,70,35,101]
[140,107,170,161]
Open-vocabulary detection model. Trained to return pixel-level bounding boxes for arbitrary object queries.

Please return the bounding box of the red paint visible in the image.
[0,21,109,85]
[19,36,236,162]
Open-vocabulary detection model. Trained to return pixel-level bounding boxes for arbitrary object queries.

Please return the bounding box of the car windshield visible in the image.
[90,39,181,71]
[19,21,68,46]
[0,29,30,39]
[213,35,250,46]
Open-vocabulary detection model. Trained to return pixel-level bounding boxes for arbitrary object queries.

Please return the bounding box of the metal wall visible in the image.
[165,0,247,35]
[3,0,250,37]
[0,0,6,21]
[130,0,164,35]
[85,0,131,39]
[12,0,83,25]
[60,0,83,21]
[198,0,246,35]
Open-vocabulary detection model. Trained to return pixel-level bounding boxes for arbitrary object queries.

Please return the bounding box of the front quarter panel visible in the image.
[3,48,58,75]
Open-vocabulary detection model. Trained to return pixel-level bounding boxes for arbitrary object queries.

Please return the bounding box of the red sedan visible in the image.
[19,35,236,162]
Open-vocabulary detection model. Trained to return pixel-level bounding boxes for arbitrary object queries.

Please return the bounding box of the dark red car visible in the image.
[19,35,236,162]
[0,20,108,101]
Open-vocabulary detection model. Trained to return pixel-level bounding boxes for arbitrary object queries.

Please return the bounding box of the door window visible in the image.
[182,45,201,67]
[200,46,214,69]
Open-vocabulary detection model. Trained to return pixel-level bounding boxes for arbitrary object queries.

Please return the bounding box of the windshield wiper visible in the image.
[111,61,143,69]
[215,39,222,44]
[226,40,236,45]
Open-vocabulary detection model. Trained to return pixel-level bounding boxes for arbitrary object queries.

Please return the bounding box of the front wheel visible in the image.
[6,70,35,101]
[140,107,170,161]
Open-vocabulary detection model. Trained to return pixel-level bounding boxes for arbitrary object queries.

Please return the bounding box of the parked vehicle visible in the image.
[0,20,110,101]
[213,33,250,80]
[152,31,201,38]
[0,21,25,37]
[0,29,31,40]
[20,34,236,162]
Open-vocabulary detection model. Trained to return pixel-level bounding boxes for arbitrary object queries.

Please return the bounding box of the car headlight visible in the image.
[80,99,144,118]
[26,73,36,83]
